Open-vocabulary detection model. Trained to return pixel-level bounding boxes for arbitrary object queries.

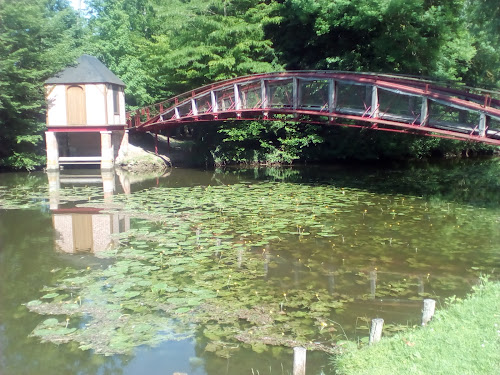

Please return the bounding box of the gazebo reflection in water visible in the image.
[47,169,130,254]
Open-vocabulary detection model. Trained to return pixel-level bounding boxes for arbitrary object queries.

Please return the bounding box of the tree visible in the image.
[83,0,156,108]
[257,0,493,163]
[270,0,472,78]
[204,118,323,165]
[142,0,282,99]
[461,0,500,88]
[82,0,282,106]
[0,0,83,170]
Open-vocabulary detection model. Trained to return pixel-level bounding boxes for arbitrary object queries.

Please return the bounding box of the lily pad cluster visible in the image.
[19,179,500,357]
[0,184,104,210]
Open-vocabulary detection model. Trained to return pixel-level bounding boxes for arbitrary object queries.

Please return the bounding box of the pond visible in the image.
[0,159,499,375]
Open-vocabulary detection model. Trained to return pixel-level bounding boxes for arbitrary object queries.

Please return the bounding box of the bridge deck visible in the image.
[127,71,500,146]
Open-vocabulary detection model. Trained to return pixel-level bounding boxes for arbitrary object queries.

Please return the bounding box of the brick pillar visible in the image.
[45,131,59,171]
[100,131,114,170]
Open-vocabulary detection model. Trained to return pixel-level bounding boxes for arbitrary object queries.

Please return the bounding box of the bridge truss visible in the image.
[127,71,500,145]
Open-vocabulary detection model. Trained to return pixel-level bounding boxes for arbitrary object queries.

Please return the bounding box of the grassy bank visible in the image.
[333,279,500,375]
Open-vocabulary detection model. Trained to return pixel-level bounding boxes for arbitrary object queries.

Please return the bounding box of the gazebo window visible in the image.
[113,85,120,115]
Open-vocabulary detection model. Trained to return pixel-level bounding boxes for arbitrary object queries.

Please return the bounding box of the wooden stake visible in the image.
[369,270,377,299]
[369,318,384,345]
[422,298,436,326]
[293,347,306,375]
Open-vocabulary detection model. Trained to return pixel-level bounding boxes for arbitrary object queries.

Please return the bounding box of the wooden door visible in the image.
[67,85,86,125]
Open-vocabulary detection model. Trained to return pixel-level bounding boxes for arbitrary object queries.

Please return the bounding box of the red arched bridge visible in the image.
[127,71,500,145]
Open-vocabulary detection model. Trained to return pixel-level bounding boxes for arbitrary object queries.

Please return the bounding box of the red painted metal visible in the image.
[47,125,126,132]
[126,71,500,146]
[128,73,499,125]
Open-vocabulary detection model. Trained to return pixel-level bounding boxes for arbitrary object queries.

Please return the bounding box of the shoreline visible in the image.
[333,278,500,375]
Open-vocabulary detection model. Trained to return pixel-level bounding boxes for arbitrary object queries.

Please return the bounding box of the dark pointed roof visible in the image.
[45,55,125,86]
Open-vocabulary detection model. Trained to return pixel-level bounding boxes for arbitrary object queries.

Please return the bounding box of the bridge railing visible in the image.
[126,71,500,128]
[126,71,500,145]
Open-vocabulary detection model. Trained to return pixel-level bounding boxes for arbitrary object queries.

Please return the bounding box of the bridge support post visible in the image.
[45,131,59,171]
[328,79,336,113]
[261,79,268,109]
[479,113,487,137]
[371,86,379,118]
[100,131,114,170]
[234,83,241,110]
[191,99,198,116]
[211,91,218,113]
[420,98,429,126]
[293,77,299,110]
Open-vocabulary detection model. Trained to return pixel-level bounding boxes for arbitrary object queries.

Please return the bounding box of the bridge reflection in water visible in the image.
[47,170,130,254]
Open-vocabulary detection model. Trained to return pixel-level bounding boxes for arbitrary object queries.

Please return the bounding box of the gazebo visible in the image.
[45,55,128,170]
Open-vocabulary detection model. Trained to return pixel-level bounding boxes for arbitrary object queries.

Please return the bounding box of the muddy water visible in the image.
[0,159,499,375]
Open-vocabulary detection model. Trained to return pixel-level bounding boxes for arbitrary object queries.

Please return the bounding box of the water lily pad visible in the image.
[41,293,59,299]
[41,318,60,326]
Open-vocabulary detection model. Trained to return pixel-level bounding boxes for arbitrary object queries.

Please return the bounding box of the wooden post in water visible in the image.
[293,261,301,286]
[422,298,436,326]
[263,247,270,277]
[417,276,424,295]
[293,347,306,375]
[369,269,377,299]
[369,318,384,345]
[328,266,335,294]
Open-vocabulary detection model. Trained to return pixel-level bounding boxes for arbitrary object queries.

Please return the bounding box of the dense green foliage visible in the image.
[189,120,494,167]
[462,0,500,89]
[333,279,500,375]
[0,0,83,170]
[0,0,498,169]
[84,0,281,106]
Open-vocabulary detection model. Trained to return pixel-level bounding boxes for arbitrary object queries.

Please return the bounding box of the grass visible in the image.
[333,278,500,375]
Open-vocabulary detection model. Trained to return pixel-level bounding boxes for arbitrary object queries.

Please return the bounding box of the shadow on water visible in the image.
[210,157,500,209]
[1,157,498,208]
